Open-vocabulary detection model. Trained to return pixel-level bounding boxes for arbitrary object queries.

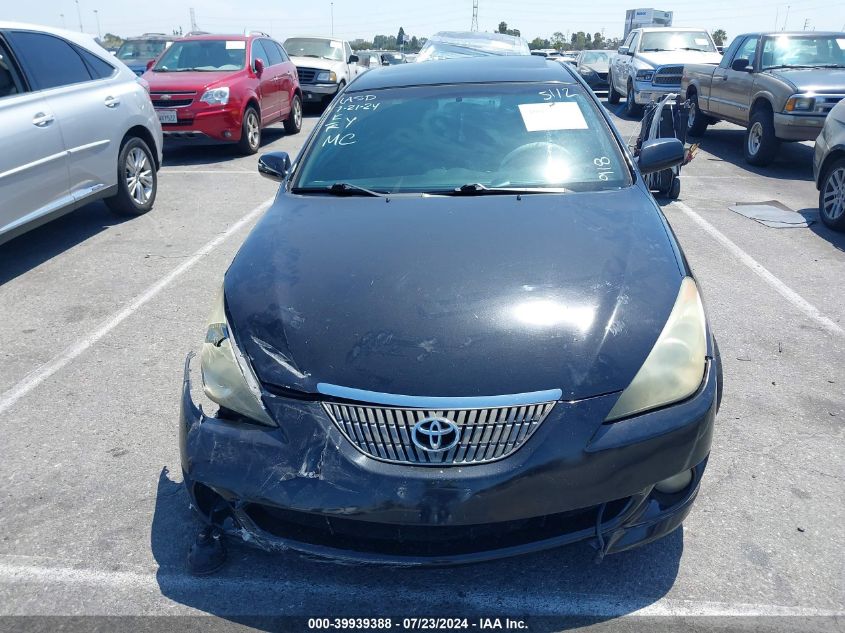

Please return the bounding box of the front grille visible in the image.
[297,67,318,83]
[150,91,196,108]
[322,400,557,466]
[652,65,684,86]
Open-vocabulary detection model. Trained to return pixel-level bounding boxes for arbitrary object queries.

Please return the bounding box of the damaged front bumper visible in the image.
[179,355,718,566]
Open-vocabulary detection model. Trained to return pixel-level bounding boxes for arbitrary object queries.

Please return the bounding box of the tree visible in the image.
[498,21,508,34]
[397,26,406,50]
[551,31,565,49]
[410,35,419,51]
[712,29,727,46]
[529,37,550,50]
[593,32,604,49]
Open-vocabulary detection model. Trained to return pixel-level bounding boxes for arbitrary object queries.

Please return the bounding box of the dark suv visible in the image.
[143,32,302,154]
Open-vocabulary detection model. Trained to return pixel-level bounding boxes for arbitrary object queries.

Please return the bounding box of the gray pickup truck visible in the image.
[682,31,845,165]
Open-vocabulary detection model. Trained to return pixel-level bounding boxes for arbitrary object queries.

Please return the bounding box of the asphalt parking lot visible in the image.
[0,99,843,631]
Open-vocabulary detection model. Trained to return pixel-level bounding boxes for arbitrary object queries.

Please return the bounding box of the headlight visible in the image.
[636,69,654,82]
[784,95,815,112]
[605,278,707,421]
[579,67,595,77]
[200,288,275,426]
[200,86,230,105]
[316,70,337,82]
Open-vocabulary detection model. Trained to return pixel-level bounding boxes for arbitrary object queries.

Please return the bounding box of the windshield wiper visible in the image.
[641,48,671,52]
[765,64,822,70]
[445,183,570,196]
[324,183,387,197]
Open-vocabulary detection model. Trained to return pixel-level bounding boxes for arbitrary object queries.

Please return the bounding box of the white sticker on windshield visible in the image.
[518,102,588,132]
[226,41,246,50]
[694,38,709,45]
[838,39,845,48]
[331,40,342,48]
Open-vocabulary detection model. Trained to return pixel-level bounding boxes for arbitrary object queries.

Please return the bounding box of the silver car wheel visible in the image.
[293,98,302,129]
[125,147,153,205]
[748,122,763,156]
[822,166,845,221]
[247,111,260,149]
[688,102,697,127]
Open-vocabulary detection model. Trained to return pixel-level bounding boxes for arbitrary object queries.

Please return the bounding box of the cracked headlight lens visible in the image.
[200,287,275,426]
[605,277,707,421]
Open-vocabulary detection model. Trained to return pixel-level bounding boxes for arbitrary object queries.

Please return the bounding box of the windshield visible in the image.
[417,33,531,61]
[581,51,611,64]
[294,83,631,194]
[117,39,168,61]
[761,35,845,69]
[381,53,404,65]
[284,38,344,61]
[640,31,715,53]
[153,40,246,71]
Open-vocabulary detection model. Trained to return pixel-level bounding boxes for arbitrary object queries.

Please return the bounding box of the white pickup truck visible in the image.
[283,36,364,108]
[609,27,722,117]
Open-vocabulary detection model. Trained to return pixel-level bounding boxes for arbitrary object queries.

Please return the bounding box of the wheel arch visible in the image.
[818,147,845,190]
[121,126,160,170]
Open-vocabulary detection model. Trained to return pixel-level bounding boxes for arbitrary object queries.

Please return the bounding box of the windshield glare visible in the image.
[294,83,630,193]
[640,31,715,52]
[117,39,168,60]
[284,38,344,61]
[761,35,845,68]
[581,52,611,64]
[153,40,245,71]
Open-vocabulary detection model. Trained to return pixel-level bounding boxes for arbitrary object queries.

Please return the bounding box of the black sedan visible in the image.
[575,50,613,95]
[179,55,721,567]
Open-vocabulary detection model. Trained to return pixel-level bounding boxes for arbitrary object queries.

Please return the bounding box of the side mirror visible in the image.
[618,46,630,56]
[731,58,752,72]
[146,59,155,71]
[254,58,265,76]
[258,152,292,182]
[348,54,359,63]
[638,138,685,175]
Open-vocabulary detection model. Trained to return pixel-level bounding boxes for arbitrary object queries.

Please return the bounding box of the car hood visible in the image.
[224,187,684,401]
[636,50,722,68]
[764,68,845,93]
[583,61,610,73]
[141,70,237,92]
[290,56,342,71]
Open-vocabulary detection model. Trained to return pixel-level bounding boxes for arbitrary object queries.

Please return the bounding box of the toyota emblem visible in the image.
[411,417,461,452]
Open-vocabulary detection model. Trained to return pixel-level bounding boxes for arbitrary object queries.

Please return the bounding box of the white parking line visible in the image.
[0,197,274,417]
[0,560,839,617]
[670,201,844,337]
[159,169,258,174]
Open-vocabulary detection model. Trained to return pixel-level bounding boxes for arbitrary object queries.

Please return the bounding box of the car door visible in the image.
[714,35,760,122]
[272,41,298,116]
[262,39,290,118]
[344,41,357,81]
[613,32,636,92]
[250,39,280,123]
[0,33,71,240]
[7,30,125,204]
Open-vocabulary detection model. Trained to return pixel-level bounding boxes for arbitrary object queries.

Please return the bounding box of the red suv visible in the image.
[142,32,302,154]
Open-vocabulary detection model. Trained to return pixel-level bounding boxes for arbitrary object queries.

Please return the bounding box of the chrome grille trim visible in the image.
[297,67,318,83]
[322,400,557,466]
[652,65,684,86]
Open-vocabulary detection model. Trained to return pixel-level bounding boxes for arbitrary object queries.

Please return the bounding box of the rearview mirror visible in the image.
[618,46,630,56]
[731,58,752,72]
[348,54,359,63]
[254,58,265,76]
[146,59,155,71]
[638,138,685,175]
[258,152,292,182]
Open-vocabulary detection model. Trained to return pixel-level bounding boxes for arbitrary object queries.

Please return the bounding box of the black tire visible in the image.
[744,109,780,166]
[818,157,845,231]
[687,92,709,137]
[607,71,621,104]
[625,82,642,118]
[283,94,303,135]
[237,106,261,155]
[713,337,723,413]
[105,137,157,216]
[668,176,681,199]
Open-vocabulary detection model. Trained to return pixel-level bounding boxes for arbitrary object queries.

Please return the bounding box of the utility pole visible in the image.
[802,18,809,30]
[189,8,198,32]
[93,9,101,38]
[331,2,334,37]
[471,0,479,32]
[74,0,84,32]
[60,13,66,28]
[782,5,790,31]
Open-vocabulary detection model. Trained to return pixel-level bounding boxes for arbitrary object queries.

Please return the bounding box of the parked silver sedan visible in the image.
[814,98,845,231]
[0,22,163,245]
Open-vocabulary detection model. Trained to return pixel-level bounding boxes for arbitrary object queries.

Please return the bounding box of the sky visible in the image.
[4,0,844,45]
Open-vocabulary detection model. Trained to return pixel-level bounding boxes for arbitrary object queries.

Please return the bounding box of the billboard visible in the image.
[625,8,674,37]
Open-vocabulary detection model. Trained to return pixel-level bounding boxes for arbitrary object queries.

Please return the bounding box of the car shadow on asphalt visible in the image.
[151,467,683,630]
[0,201,133,286]
[797,208,845,252]
[691,127,815,181]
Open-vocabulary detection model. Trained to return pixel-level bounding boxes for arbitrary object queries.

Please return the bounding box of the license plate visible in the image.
[157,109,177,124]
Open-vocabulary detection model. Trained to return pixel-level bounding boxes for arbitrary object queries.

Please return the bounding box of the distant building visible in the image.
[624,8,673,37]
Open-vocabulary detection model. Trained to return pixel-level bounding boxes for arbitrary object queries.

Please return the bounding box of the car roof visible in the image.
[348,55,577,92]
[0,21,107,52]
[635,27,710,32]
[175,33,250,41]
[735,31,845,37]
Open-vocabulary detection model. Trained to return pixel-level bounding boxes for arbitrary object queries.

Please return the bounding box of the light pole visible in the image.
[74,0,84,32]
[93,9,101,38]
[60,13,66,28]
[331,2,334,37]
